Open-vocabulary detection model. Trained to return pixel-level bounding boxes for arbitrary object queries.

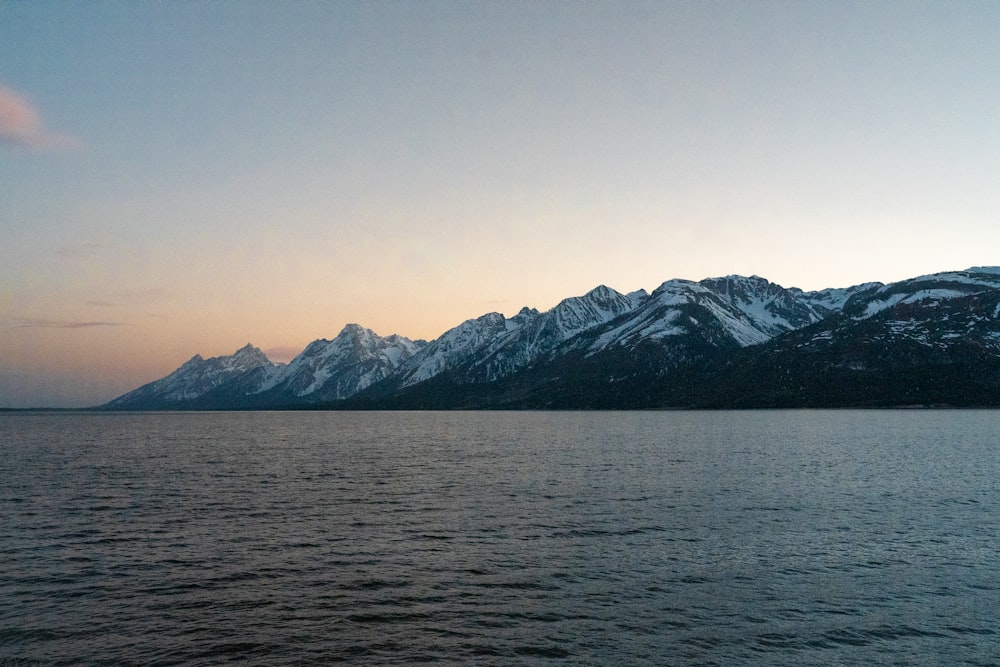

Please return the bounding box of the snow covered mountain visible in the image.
[798,267,1000,360]
[99,267,1000,409]
[255,324,424,402]
[104,343,279,409]
[388,284,648,387]
[582,275,822,352]
[693,267,1000,408]
[391,311,523,388]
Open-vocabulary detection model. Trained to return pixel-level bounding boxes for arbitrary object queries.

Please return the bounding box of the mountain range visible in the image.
[101,267,1000,410]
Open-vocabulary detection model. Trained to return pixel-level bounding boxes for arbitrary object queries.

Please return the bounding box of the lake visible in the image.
[1,410,998,665]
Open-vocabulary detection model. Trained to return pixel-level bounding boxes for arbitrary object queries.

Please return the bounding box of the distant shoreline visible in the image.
[4,405,999,413]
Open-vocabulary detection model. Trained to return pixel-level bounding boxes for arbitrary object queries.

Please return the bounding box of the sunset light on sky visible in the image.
[3,1,1000,407]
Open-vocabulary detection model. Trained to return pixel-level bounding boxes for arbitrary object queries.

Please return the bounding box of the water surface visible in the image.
[1,410,998,665]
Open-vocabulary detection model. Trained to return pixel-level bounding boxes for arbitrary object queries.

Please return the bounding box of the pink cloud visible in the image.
[0,83,82,150]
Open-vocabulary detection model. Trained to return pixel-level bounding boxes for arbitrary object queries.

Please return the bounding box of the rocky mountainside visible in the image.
[103,344,277,410]
[692,269,1000,408]
[99,267,1000,410]
[255,324,424,403]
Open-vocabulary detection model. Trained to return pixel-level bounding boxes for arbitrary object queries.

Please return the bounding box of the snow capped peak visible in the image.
[697,275,824,334]
[103,343,277,408]
[515,305,540,319]
[232,343,271,366]
[395,311,517,387]
[650,278,706,302]
[510,306,540,330]
[709,273,767,285]
[172,344,273,375]
[340,322,367,335]
[590,274,828,351]
[452,283,652,381]
[258,324,424,399]
[583,284,619,302]
[574,284,648,315]
[652,277,699,292]
[335,323,380,348]
[548,285,637,333]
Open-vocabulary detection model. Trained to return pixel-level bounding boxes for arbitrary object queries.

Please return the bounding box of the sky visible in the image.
[2,1,1000,408]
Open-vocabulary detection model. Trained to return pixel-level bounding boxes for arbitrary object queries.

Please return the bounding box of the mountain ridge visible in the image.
[100,267,1000,410]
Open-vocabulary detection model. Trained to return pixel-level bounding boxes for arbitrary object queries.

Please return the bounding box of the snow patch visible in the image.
[862,293,909,317]
[901,288,971,304]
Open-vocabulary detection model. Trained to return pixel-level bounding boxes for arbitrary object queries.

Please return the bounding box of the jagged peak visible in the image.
[180,354,205,368]
[583,284,619,300]
[341,325,419,349]
[233,343,267,358]
[295,325,419,358]
[332,323,376,342]
[466,311,507,327]
[339,322,369,335]
[713,273,767,281]
[700,274,778,293]
[405,312,509,352]
[553,284,626,311]
[174,344,272,375]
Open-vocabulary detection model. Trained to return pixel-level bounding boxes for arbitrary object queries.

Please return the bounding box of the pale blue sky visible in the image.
[2,1,1000,407]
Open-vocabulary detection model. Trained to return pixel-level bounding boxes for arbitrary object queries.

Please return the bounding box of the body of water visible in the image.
[1,410,998,665]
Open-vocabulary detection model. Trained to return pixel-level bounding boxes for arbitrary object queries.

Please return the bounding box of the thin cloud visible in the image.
[56,242,113,259]
[114,288,173,303]
[82,288,174,309]
[9,317,130,330]
[0,83,82,150]
[102,288,174,306]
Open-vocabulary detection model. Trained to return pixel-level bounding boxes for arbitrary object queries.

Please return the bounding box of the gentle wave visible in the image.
[2,410,999,665]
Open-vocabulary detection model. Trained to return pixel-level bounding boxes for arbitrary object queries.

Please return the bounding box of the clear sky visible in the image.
[2,1,1000,408]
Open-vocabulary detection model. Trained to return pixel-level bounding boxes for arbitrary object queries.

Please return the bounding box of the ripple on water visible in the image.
[2,410,999,665]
